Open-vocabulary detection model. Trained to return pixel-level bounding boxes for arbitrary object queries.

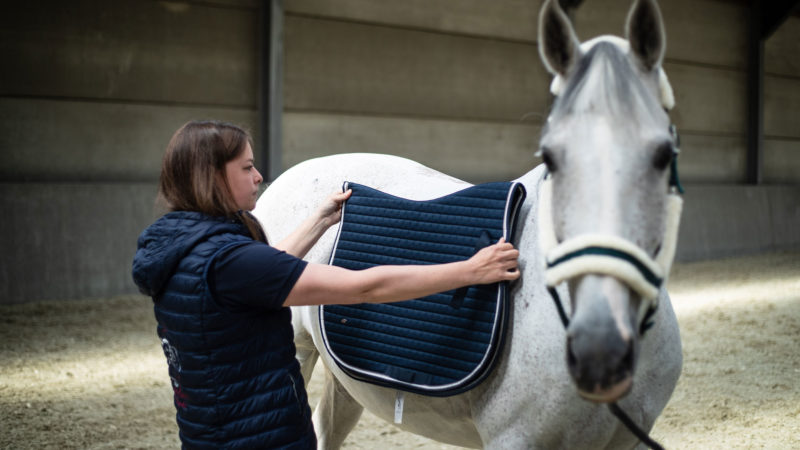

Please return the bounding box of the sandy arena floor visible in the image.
[1,250,798,449]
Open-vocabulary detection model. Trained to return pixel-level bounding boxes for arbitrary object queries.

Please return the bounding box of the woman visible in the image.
[132,120,520,449]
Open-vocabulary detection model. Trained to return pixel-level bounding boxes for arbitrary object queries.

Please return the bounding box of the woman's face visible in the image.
[224,143,263,211]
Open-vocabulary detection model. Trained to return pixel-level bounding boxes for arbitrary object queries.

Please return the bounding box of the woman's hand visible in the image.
[314,189,352,229]
[274,189,352,258]
[468,238,520,284]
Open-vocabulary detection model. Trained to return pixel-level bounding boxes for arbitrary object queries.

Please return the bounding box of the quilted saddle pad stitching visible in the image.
[338,227,489,243]
[327,343,489,372]
[328,351,478,380]
[332,350,482,387]
[324,332,490,366]
[334,247,478,264]
[361,300,498,322]
[321,181,525,395]
[336,236,491,261]
[336,238,477,258]
[324,310,494,343]
[324,332,487,368]
[347,193,510,214]
[325,324,491,357]
[345,205,508,220]
[332,253,450,267]
[323,287,506,392]
[324,185,520,388]
[336,240,477,260]
[347,187,512,203]
[347,289,499,314]
[365,297,499,318]
[341,219,504,241]
[345,207,508,223]
[339,233,479,251]
[326,306,496,333]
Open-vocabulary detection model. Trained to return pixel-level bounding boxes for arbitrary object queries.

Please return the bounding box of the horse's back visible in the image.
[255,153,470,253]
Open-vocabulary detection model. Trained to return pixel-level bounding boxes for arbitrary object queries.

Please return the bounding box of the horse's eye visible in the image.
[540,147,557,173]
[652,142,674,171]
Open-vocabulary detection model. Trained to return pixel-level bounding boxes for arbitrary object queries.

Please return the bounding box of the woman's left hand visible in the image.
[315,189,352,229]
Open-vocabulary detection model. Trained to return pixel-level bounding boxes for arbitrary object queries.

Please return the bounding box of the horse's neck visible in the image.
[510,164,558,319]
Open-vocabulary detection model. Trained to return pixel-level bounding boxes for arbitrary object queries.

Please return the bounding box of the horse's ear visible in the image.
[538,0,581,76]
[625,0,666,71]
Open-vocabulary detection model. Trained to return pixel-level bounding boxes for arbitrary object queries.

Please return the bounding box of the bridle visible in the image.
[539,124,683,335]
[538,124,684,450]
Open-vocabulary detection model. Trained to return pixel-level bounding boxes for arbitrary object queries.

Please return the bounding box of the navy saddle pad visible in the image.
[320,181,526,396]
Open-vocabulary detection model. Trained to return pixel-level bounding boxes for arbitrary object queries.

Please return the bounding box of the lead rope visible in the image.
[547,287,665,450]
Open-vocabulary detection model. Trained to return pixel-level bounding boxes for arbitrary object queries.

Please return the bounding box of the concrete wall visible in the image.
[2,0,798,304]
[764,13,800,183]
[0,0,259,304]
[281,0,800,184]
[679,184,800,260]
[281,0,544,182]
[281,0,800,263]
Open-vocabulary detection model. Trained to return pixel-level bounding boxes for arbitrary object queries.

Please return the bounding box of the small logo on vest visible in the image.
[170,376,188,409]
[161,338,181,372]
[161,338,188,409]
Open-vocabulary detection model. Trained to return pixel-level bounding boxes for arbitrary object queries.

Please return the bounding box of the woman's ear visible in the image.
[625,0,666,71]
[538,0,582,77]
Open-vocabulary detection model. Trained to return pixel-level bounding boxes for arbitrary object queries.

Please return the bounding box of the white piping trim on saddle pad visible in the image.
[548,35,675,110]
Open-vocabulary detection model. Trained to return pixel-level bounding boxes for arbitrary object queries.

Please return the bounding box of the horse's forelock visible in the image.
[551,42,664,126]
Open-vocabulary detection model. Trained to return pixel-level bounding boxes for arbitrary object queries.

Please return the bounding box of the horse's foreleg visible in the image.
[292,309,319,387]
[313,369,364,450]
[295,338,319,388]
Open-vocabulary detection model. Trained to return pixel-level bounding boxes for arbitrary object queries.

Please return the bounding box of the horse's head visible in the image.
[536,0,682,402]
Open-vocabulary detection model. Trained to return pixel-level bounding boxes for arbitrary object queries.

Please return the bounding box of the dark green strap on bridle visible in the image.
[669,124,684,195]
[547,246,664,290]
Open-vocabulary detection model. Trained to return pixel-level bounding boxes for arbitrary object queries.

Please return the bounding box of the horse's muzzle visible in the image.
[567,329,635,402]
[565,275,637,403]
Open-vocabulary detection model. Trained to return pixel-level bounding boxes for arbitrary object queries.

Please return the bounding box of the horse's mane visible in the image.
[550,42,665,127]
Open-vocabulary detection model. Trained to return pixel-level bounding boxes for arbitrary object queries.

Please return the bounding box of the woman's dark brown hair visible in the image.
[159,120,266,242]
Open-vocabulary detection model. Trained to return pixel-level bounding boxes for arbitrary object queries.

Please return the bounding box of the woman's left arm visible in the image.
[273,190,352,258]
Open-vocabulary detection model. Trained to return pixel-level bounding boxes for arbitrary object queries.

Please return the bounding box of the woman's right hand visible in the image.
[468,238,520,284]
[314,189,352,230]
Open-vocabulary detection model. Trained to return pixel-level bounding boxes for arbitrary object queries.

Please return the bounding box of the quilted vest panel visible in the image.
[154,228,315,449]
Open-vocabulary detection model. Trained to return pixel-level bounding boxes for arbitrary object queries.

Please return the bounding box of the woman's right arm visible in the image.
[283,239,520,307]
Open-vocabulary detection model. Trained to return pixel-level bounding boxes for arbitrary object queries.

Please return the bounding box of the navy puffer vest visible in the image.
[132,211,315,449]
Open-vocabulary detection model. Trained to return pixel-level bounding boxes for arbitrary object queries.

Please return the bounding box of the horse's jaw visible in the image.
[566,274,639,403]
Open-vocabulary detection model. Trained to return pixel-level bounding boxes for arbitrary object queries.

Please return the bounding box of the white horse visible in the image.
[254,0,682,448]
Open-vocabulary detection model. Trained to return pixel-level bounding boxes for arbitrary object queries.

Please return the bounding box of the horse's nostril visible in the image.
[622,341,634,369]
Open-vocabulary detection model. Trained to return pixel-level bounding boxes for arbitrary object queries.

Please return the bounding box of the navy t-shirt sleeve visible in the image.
[208,242,308,312]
